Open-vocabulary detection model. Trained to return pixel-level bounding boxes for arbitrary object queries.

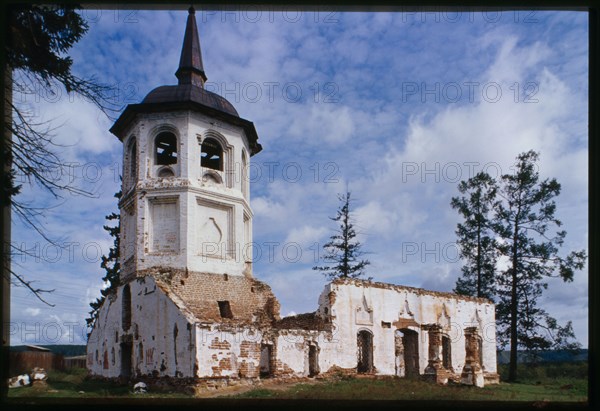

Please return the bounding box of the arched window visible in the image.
[357,329,373,373]
[201,138,223,171]
[129,139,137,182]
[138,342,144,363]
[155,132,177,165]
[241,151,248,198]
[122,284,131,331]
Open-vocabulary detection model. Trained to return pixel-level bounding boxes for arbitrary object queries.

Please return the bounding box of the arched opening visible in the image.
[138,342,144,365]
[241,151,248,198]
[155,132,178,165]
[260,343,274,378]
[158,167,175,178]
[399,328,420,377]
[120,342,132,379]
[308,344,319,377]
[357,329,373,373]
[128,139,137,184]
[201,171,222,184]
[201,138,223,171]
[122,284,131,331]
[442,335,452,370]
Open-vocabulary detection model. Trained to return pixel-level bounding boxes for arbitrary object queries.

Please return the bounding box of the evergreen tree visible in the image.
[3,4,116,303]
[313,192,371,281]
[493,151,585,381]
[86,190,121,331]
[451,172,499,300]
[452,151,586,382]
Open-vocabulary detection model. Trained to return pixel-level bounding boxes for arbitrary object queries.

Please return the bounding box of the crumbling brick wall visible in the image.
[149,269,281,325]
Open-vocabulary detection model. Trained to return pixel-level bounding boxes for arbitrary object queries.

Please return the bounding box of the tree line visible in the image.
[311,151,585,382]
[451,150,586,381]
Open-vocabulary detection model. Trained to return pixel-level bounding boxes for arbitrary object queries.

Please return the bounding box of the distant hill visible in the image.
[497,349,588,364]
[10,345,86,357]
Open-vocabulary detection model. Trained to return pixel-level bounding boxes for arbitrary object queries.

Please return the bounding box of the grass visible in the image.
[231,376,587,401]
[7,368,189,398]
[231,362,588,401]
[6,362,588,402]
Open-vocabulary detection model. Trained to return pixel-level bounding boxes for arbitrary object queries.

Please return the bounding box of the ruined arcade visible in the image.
[86,8,500,387]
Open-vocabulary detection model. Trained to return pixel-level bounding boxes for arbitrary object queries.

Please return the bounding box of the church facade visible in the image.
[87,8,499,387]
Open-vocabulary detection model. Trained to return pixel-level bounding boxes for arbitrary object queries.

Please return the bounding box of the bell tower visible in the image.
[110,7,262,281]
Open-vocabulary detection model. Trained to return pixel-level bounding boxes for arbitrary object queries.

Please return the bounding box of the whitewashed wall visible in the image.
[119,110,254,280]
[87,276,196,378]
[315,281,497,376]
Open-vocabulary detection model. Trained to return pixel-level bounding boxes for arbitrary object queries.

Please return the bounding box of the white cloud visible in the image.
[10,10,588,347]
[24,308,41,317]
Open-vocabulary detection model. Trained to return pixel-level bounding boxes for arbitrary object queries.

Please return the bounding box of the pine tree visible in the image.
[86,190,121,331]
[493,151,585,381]
[452,151,586,382]
[451,172,498,300]
[3,4,116,304]
[313,192,371,281]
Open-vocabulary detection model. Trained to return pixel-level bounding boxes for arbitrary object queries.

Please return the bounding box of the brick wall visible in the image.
[149,269,280,325]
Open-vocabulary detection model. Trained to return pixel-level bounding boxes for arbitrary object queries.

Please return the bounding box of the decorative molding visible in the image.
[196,197,235,259]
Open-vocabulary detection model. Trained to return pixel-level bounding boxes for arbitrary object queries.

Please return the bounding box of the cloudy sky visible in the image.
[10,7,588,347]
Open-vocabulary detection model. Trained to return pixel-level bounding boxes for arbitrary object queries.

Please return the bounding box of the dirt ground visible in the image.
[194,377,323,398]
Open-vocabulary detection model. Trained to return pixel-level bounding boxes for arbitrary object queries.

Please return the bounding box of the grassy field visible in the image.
[7,368,189,399]
[6,362,587,402]
[231,362,588,401]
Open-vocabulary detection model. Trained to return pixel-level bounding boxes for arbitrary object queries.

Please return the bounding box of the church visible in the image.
[86,8,499,388]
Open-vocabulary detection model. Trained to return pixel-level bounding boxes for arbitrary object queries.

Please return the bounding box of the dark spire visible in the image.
[175,7,207,88]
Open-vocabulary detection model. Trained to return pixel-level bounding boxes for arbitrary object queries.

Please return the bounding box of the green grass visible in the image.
[230,377,587,401]
[7,368,188,398]
[231,362,588,401]
[7,362,588,402]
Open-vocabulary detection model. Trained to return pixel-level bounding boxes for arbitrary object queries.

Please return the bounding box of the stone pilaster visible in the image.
[423,324,449,384]
[460,327,484,387]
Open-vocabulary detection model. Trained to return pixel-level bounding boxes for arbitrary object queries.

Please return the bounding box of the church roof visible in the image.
[141,84,238,116]
[109,7,262,155]
[175,7,207,88]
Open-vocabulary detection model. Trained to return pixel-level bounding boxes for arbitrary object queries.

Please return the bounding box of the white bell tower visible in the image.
[110,7,262,281]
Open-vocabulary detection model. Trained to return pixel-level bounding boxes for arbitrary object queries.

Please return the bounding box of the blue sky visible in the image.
[10,8,588,347]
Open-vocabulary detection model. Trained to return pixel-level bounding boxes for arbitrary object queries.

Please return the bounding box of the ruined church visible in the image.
[87,8,499,387]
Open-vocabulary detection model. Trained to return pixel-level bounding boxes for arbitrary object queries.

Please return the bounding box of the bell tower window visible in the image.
[155,132,178,165]
[241,150,248,198]
[129,139,137,182]
[201,138,223,171]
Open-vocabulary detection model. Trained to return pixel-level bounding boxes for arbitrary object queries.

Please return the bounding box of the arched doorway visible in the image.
[399,328,419,377]
[260,343,274,377]
[308,344,319,377]
[122,284,131,331]
[120,342,132,379]
[357,330,373,373]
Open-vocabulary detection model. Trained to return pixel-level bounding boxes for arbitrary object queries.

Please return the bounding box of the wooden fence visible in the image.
[9,351,64,375]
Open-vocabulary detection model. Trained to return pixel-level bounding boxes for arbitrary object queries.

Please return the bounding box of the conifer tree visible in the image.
[313,192,371,281]
[86,190,121,331]
[451,172,498,300]
[452,151,586,381]
[493,151,585,381]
